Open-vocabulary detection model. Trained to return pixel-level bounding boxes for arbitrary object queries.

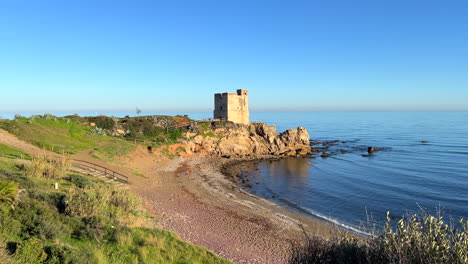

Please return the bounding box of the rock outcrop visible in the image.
[185,123,311,158]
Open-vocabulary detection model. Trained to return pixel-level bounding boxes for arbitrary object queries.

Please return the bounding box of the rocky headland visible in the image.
[184,122,312,158]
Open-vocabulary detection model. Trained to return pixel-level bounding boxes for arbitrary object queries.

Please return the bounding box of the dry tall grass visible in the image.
[64,187,112,218]
[289,212,468,264]
[25,152,71,179]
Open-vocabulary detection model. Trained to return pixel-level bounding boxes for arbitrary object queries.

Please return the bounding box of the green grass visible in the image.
[0,117,100,154]
[0,143,30,159]
[132,170,148,179]
[0,117,136,161]
[0,149,231,264]
[89,140,136,163]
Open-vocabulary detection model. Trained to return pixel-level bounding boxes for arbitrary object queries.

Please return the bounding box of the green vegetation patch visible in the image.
[89,140,135,162]
[0,117,100,154]
[85,116,116,130]
[0,157,231,264]
[0,144,29,159]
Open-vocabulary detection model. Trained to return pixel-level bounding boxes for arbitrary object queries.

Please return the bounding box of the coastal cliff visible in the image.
[185,122,311,158]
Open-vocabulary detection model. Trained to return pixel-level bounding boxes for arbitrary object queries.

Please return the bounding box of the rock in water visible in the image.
[368,146,381,153]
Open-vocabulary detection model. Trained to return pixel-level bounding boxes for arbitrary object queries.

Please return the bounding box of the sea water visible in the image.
[246,111,468,232]
[2,111,467,232]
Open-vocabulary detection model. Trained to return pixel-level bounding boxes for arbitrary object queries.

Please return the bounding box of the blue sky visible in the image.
[0,0,467,112]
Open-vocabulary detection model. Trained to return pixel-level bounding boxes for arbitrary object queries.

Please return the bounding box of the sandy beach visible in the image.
[123,147,343,264]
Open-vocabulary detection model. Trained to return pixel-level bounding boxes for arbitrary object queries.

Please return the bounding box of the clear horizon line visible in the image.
[1,109,468,115]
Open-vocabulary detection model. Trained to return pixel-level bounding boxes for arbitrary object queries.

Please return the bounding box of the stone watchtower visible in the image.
[214,89,250,125]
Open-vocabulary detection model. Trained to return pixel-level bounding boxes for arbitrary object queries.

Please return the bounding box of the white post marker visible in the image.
[54,183,59,189]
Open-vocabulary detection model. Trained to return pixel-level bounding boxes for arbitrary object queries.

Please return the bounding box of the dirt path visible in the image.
[0,128,57,157]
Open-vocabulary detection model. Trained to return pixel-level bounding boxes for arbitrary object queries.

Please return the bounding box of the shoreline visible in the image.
[125,151,346,263]
[221,157,375,237]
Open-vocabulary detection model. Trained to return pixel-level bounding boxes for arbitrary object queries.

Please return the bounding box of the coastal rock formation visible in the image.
[185,123,311,158]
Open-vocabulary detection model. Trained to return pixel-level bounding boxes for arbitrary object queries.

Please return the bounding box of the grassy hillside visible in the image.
[0,149,231,264]
[0,144,30,160]
[0,116,136,161]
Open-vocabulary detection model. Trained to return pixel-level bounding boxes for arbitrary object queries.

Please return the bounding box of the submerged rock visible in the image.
[368,147,381,153]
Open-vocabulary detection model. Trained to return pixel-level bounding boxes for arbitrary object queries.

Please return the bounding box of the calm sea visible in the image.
[246,111,468,233]
[2,111,467,232]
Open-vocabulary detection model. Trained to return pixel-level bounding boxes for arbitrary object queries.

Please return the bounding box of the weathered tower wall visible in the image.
[213,89,249,125]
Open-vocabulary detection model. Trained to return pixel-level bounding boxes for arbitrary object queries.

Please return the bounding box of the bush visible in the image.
[86,116,116,130]
[380,212,468,264]
[0,180,18,208]
[14,237,47,264]
[143,125,163,137]
[68,174,92,189]
[10,197,70,240]
[64,187,111,218]
[45,245,81,264]
[167,129,183,141]
[109,189,139,213]
[289,212,468,264]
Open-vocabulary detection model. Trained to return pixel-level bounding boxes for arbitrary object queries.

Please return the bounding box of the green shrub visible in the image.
[167,129,183,141]
[68,174,92,189]
[86,116,116,130]
[143,125,163,137]
[176,147,186,153]
[10,197,70,240]
[109,189,139,213]
[14,237,48,264]
[45,245,86,264]
[0,180,18,208]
